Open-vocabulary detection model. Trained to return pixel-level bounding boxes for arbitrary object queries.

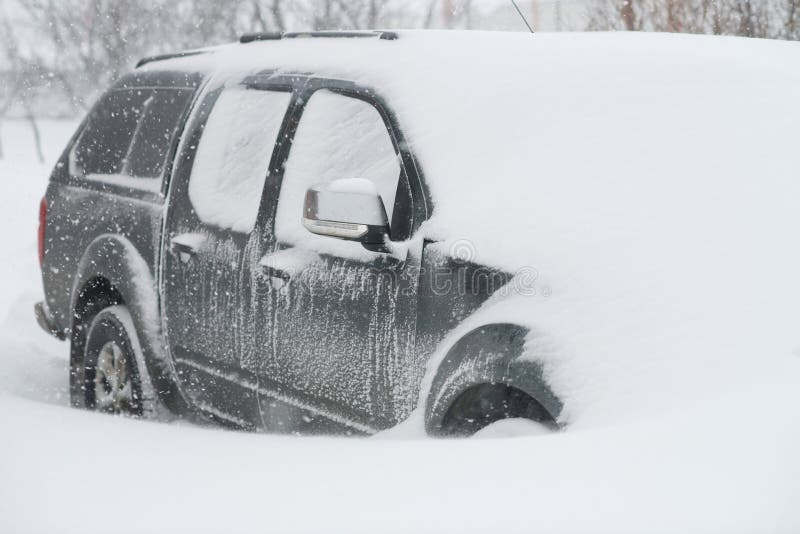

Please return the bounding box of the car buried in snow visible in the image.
[34,30,800,436]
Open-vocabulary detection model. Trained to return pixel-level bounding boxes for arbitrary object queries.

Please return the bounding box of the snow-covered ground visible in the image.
[1,104,799,534]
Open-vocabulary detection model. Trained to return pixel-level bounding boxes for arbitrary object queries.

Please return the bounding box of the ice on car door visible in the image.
[254,88,421,431]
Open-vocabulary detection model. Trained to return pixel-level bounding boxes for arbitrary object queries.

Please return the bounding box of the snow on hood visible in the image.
[152,32,800,428]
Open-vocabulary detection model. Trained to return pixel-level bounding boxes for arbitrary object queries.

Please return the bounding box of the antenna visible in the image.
[510,0,535,33]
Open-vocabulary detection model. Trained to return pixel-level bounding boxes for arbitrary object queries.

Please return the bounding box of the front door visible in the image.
[162,81,293,428]
[253,83,425,434]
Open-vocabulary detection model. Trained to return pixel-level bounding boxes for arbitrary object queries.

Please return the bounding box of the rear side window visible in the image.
[70,87,193,187]
[188,88,292,234]
[126,89,194,178]
[71,90,150,177]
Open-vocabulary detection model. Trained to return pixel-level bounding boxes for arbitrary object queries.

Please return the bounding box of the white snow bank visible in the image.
[1,376,798,534]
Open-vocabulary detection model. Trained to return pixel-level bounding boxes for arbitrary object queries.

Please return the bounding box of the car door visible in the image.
[162,80,293,429]
[252,82,428,434]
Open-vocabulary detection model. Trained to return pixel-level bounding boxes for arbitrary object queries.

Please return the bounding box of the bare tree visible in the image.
[587,0,800,38]
[438,0,475,29]
[251,0,287,32]
[18,0,154,111]
[785,0,800,37]
[0,20,18,159]
[10,0,238,113]
[286,0,421,30]
[0,17,47,162]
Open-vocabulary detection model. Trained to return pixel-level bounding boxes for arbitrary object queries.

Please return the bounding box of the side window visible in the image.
[188,88,292,234]
[275,89,401,247]
[126,89,193,178]
[70,87,194,186]
[71,89,151,176]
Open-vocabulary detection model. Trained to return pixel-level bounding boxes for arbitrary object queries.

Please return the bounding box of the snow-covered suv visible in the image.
[35,30,800,437]
[34,30,563,435]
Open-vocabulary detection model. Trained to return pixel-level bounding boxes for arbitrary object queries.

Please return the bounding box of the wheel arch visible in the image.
[424,322,564,436]
[69,234,188,414]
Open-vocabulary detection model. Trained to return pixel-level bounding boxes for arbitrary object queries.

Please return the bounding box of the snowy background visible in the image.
[1,0,800,531]
[2,0,799,123]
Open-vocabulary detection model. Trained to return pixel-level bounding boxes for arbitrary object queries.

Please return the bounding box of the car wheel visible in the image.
[439,383,558,437]
[83,306,144,416]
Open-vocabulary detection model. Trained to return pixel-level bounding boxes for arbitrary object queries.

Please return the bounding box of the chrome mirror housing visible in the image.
[302,179,390,251]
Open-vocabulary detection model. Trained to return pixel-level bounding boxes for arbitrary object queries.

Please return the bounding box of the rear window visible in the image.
[70,87,194,188]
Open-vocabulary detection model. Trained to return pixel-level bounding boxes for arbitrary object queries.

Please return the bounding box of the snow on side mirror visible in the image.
[302,178,390,252]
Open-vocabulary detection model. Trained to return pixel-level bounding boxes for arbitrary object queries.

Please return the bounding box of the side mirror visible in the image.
[303,179,390,252]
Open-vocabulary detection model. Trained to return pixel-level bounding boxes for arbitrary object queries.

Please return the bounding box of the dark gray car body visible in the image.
[37,39,561,435]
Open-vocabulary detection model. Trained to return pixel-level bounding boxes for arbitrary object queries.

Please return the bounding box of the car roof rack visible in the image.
[137,31,398,69]
[136,50,208,69]
[239,30,399,44]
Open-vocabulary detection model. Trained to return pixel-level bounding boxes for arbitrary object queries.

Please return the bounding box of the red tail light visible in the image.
[38,198,47,267]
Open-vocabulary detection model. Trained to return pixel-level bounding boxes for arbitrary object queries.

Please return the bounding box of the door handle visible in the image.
[259,264,291,282]
[170,233,206,263]
[258,248,319,283]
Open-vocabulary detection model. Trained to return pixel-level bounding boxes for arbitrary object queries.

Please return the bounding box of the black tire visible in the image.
[439,383,558,437]
[82,306,144,416]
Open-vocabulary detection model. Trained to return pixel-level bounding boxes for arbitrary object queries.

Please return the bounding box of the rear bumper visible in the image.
[34,301,66,340]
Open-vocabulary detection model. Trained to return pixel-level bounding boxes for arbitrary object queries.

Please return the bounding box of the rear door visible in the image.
[162,78,293,428]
